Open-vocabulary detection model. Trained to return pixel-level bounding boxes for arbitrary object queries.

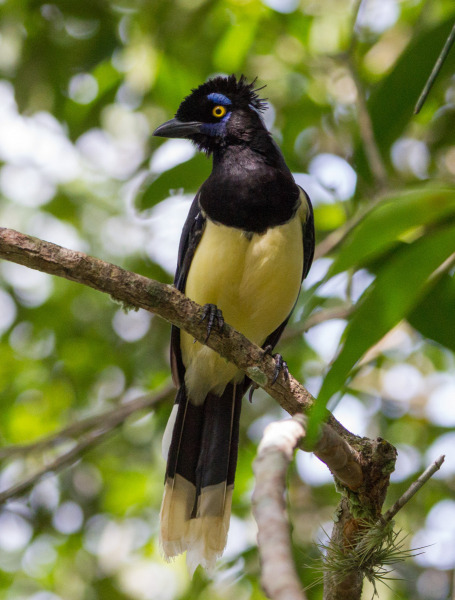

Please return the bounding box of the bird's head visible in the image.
[153,75,268,154]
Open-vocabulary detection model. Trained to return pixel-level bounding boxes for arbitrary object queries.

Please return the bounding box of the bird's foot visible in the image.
[263,345,290,384]
[201,303,224,343]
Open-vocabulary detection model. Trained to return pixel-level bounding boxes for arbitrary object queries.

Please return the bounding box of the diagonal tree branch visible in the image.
[0,428,112,504]
[0,386,173,504]
[0,226,364,491]
[0,385,174,460]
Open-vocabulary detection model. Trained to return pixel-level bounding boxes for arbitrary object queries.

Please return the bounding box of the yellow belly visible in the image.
[181,211,304,404]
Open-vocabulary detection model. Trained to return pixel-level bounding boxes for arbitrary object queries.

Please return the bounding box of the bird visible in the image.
[153,74,314,574]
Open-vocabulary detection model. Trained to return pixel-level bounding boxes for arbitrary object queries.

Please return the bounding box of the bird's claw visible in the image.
[201,303,224,343]
[263,345,289,384]
[248,383,259,403]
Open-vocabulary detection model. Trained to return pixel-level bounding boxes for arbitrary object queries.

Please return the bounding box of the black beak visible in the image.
[153,118,202,139]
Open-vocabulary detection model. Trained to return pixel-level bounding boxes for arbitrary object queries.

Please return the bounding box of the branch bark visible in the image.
[253,415,308,600]
[323,437,397,600]
[253,420,437,600]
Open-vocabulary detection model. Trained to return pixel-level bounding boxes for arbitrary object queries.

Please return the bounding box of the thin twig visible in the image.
[0,428,109,504]
[414,21,455,114]
[303,304,353,330]
[0,385,173,459]
[347,0,364,55]
[0,387,172,504]
[282,305,354,341]
[348,60,388,190]
[342,0,389,191]
[382,455,445,523]
[429,252,455,282]
[313,195,383,260]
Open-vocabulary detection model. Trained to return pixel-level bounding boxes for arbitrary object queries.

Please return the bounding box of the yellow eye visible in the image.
[212,105,227,118]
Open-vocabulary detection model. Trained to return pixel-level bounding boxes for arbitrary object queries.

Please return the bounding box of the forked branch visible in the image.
[253,417,443,600]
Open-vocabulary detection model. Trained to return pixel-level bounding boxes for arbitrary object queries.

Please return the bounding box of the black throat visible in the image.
[198,132,300,234]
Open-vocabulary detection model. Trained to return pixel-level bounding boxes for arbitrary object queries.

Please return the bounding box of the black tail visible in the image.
[160,382,242,573]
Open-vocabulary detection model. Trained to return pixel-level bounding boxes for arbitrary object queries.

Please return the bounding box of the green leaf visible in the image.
[427,105,455,151]
[408,272,455,353]
[313,203,347,231]
[103,468,150,514]
[353,15,455,181]
[309,223,455,437]
[328,187,455,276]
[135,153,211,211]
[368,16,455,154]
[213,19,259,72]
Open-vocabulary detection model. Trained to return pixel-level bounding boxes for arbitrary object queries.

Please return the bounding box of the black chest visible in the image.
[199,146,299,234]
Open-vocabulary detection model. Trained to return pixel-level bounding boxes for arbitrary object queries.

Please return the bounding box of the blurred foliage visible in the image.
[1,0,455,599]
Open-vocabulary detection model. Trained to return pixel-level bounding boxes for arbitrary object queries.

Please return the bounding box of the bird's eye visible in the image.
[212,105,227,118]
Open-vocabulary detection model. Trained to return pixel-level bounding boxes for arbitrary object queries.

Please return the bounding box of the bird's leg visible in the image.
[201,303,224,343]
[249,345,289,402]
[262,344,290,384]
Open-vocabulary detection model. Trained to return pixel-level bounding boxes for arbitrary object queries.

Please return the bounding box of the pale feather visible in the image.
[160,475,233,575]
[181,210,304,404]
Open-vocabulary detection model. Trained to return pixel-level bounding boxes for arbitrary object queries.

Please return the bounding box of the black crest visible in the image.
[175,74,267,121]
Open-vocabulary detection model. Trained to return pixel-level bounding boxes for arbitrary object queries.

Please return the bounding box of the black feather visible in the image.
[176,74,267,122]
[173,75,271,154]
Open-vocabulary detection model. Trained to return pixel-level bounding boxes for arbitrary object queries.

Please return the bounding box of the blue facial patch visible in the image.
[207,93,232,106]
[201,112,231,136]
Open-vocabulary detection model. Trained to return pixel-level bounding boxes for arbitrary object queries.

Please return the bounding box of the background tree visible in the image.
[0,0,455,599]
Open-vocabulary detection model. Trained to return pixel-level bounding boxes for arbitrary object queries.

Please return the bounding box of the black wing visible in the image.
[170,187,315,388]
[301,188,315,281]
[170,191,206,387]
